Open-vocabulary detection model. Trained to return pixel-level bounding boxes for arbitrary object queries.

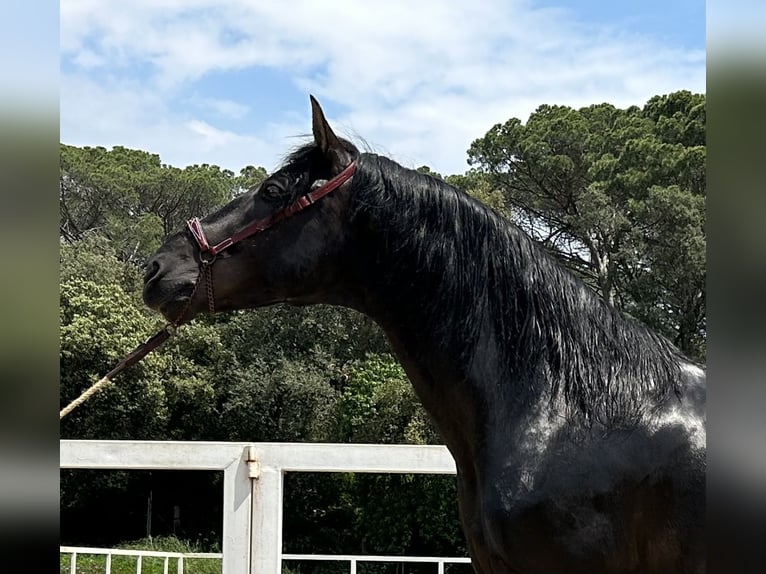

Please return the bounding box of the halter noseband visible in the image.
[183,161,356,315]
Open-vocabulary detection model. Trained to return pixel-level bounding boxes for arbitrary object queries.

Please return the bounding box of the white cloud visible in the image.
[185,120,236,149]
[186,96,250,120]
[60,74,286,172]
[60,0,706,175]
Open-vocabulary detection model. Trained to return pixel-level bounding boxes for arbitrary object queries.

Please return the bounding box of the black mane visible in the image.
[348,153,684,429]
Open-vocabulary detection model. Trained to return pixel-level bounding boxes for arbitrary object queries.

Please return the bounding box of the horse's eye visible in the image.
[262,184,281,200]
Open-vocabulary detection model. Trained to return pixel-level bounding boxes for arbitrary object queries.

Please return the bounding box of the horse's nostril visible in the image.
[143,259,161,284]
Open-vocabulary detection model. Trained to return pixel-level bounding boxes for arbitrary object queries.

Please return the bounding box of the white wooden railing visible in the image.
[59,547,472,574]
[282,553,472,573]
[60,440,468,574]
[59,546,222,574]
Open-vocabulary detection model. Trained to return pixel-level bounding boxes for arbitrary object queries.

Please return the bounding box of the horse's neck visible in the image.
[379,324,491,456]
[344,236,527,455]
[343,180,686,443]
[343,176,539,405]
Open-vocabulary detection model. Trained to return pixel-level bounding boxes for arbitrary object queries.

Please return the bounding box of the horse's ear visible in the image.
[310,95,349,169]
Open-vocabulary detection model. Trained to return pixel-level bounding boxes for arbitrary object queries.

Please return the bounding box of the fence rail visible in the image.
[282,553,473,574]
[60,440,466,574]
[59,547,472,574]
[59,546,222,574]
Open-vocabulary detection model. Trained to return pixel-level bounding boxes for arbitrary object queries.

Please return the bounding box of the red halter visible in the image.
[184,161,356,313]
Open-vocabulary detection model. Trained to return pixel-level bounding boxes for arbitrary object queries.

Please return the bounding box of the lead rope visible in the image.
[59,264,208,420]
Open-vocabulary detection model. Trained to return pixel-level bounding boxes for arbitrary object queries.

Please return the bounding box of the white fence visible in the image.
[60,440,469,574]
[59,545,221,574]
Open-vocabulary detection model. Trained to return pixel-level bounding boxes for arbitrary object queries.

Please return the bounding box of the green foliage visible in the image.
[338,354,439,445]
[283,471,464,567]
[60,144,236,263]
[468,90,706,358]
[623,185,706,358]
[220,357,339,442]
[416,165,443,179]
[60,234,145,298]
[60,278,170,438]
[235,164,269,193]
[219,304,390,369]
[445,171,510,218]
[352,474,465,556]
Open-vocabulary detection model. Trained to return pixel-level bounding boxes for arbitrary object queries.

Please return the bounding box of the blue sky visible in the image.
[60,0,705,176]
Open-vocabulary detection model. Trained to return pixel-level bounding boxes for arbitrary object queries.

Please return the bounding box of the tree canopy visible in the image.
[467,90,705,358]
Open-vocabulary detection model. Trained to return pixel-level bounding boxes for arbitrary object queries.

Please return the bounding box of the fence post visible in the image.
[250,456,284,574]
[222,448,255,574]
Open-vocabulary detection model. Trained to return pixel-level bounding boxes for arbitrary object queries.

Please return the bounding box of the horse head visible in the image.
[142,97,359,325]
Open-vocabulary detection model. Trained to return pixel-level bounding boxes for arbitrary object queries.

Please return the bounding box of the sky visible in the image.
[60,0,705,177]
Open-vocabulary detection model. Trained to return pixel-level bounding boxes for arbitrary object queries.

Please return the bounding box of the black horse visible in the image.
[143,96,705,573]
